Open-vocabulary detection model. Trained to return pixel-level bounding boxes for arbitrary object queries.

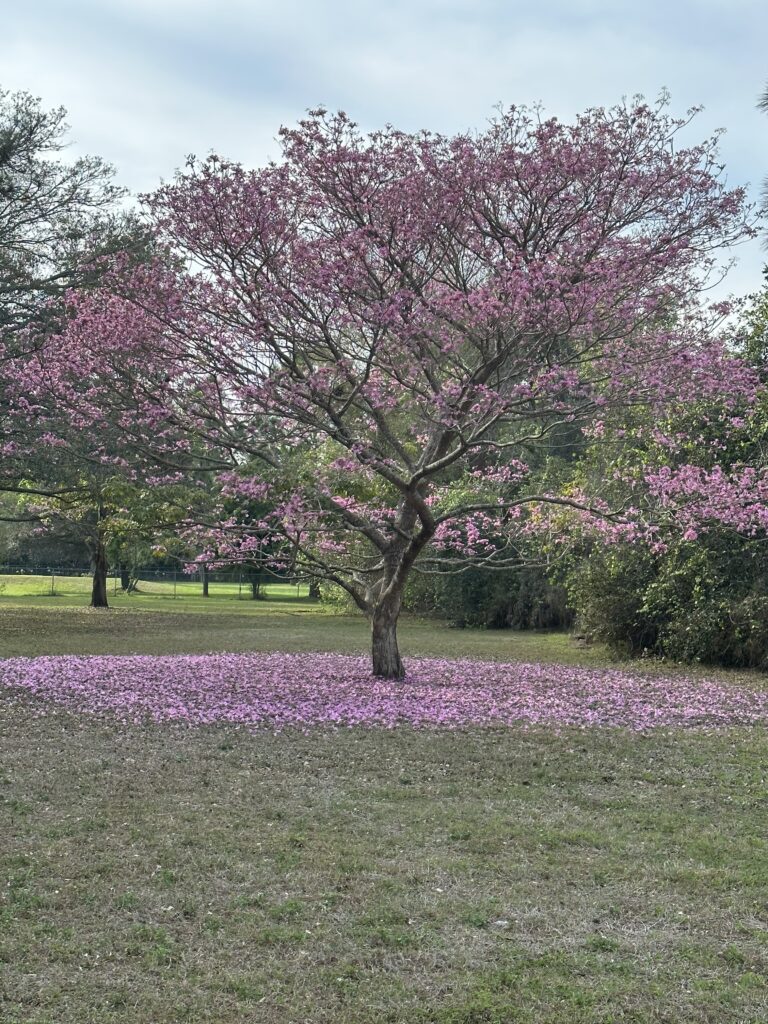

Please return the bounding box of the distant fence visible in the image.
[0,565,311,601]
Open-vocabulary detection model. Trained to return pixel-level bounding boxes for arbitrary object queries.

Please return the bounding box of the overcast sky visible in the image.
[4,0,767,295]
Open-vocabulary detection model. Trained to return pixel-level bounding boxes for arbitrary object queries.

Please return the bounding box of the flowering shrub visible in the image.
[1,653,765,731]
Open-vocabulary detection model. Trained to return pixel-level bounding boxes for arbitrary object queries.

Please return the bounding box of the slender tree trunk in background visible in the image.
[370,593,404,679]
[120,564,131,591]
[90,537,109,608]
[308,578,321,600]
[250,576,261,600]
[201,562,209,598]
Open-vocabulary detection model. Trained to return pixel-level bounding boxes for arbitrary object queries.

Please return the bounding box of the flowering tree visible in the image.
[47,99,757,676]
[0,86,150,536]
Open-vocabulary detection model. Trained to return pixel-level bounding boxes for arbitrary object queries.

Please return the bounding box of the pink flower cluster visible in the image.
[1,653,766,732]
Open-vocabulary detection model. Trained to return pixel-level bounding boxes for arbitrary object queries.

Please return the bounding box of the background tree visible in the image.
[0,87,148,499]
[48,99,757,676]
[0,88,126,338]
[554,274,768,666]
[11,471,200,607]
[743,267,768,369]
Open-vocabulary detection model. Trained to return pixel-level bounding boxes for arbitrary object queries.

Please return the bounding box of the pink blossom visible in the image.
[1,653,765,732]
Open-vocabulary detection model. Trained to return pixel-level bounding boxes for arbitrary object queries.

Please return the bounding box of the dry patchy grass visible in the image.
[1,601,767,1021]
[1,707,767,1023]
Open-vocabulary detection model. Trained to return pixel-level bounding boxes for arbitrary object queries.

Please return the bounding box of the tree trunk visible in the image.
[90,538,109,609]
[308,578,321,600]
[120,565,131,591]
[201,563,209,598]
[250,576,261,600]
[371,599,404,679]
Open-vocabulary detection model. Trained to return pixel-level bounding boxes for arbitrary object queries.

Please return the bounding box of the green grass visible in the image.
[0,571,616,666]
[2,711,767,1023]
[0,572,311,604]
[1,592,768,1021]
[0,603,616,667]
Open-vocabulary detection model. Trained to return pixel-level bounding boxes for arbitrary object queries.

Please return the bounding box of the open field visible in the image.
[2,600,768,1022]
[2,706,767,1024]
[0,572,311,604]
[0,576,615,667]
[2,593,766,690]
[0,604,610,666]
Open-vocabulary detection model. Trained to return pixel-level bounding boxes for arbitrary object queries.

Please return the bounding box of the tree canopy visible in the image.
[9,98,763,674]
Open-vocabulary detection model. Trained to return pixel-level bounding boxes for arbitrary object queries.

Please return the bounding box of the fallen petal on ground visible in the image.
[1,653,766,731]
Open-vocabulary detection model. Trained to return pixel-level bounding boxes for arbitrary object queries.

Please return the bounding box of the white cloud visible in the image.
[3,0,766,294]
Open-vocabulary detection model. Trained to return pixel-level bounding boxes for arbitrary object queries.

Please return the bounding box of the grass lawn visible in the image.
[0,575,612,667]
[0,572,311,603]
[1,595,767,1022]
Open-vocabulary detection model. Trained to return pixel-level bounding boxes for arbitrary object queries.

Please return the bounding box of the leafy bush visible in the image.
[565,533,768,668]
[562,545,660,655]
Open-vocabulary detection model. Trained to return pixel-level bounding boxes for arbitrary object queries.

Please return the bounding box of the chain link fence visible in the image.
[0,565,310,601]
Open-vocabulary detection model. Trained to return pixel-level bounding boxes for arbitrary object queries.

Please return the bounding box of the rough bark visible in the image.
[90,538,109,608]
[371,597,404,679]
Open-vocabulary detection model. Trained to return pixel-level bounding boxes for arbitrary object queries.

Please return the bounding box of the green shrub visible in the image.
[565,533,768,668]
[563,545,660,655]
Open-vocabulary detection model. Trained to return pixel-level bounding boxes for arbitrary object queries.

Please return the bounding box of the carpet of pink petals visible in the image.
[1,652,767,731]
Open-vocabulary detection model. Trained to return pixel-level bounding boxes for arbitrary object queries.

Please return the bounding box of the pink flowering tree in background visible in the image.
[42,98,759,677]
[0,88,150,499]
[0,87,159,610]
